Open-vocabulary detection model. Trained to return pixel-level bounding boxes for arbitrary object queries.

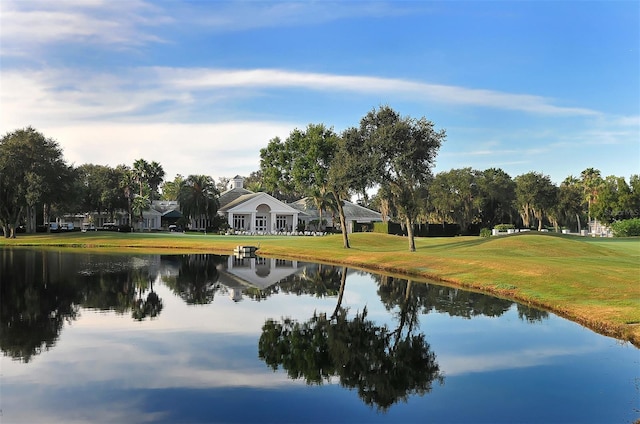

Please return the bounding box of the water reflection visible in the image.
[162,254,225,304]
[1,248,637,423]
[0,249,80,362]
[0,249,550,364]
[259,267,444,411]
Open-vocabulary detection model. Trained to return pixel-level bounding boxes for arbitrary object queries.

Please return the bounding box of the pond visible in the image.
[1,248,638,423]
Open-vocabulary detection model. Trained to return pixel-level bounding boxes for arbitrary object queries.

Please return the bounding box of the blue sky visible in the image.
[1,1,638,185]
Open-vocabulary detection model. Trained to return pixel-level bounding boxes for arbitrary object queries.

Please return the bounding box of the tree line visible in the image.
[0,127,223,238]
[2,107,638,247]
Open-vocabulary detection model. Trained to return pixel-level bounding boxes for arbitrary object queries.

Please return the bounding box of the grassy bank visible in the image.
[2,231,639,347]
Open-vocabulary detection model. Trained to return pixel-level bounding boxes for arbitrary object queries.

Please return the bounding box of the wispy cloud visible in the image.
[183,1,419,32]
[0,0,170,56]
[152,67,600,116]
[1,67,601,130]
[0,0,418,56]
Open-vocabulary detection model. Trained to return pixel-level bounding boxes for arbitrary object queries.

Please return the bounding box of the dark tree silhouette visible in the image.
[259,266,443,411]
[163,254,224,304]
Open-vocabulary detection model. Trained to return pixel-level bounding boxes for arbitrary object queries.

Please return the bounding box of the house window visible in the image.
[234,215,245,230]
[276,215,287,231]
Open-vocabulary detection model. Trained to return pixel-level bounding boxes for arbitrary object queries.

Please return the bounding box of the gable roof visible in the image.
[219,192,263,211]
[219,191,304,215]
[219,187,254,209]
[290,198,382,221]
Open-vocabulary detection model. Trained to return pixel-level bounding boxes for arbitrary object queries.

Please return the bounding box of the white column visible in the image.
[250,212,256,232]
[270,212,277,233]
[228,213,234,229]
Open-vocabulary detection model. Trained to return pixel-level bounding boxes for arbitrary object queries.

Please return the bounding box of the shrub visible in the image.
[480,228,492,238]
[610,218,640,237]
[494,224,515,231]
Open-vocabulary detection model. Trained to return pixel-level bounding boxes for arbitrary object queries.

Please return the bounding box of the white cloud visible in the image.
[171,1,418,32]
[1,67,601,133]
[44,121,297,180]
[0,0,170,56]
[440,345,599,376]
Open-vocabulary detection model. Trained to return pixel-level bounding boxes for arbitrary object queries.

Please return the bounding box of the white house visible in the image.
[218,176,302,234]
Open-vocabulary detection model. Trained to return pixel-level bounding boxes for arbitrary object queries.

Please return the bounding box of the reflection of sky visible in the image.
[2,254,639,424]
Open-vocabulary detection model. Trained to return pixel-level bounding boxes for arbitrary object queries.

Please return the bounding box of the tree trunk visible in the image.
[331,267,348,319]
[576,213,581,233]
[536,210,543,231]
[43,203,50,233]
[26,205,35,233]
[335,197,350,248]
[406,216,416,252]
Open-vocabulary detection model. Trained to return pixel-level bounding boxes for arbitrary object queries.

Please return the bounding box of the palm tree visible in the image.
[581,168,603,224]
[132,158,150,197]
[117,165,135,228]
[146,161,165,201]
[177,175,220,229]
[132,194,150,231]
[305,186,337,231]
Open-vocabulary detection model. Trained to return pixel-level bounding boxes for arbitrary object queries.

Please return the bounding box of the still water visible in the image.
[1,248,638,423]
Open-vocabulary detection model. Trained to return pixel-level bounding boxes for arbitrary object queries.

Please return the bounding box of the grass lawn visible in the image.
[2,231,639,347]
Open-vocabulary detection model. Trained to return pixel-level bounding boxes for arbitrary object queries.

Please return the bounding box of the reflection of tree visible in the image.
[0,249,80,362]
[0,250,170,361]
[162,254,224,304]
[131,269,163,321]
[517,304,549,323]
[78,270,136,314]
[377,275,513,319]
[259,267,443,411]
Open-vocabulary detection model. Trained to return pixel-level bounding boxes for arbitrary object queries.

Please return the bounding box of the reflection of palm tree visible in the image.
[131,271,163,321]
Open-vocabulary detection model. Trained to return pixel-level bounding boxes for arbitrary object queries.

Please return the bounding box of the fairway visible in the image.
[2,231,639,347]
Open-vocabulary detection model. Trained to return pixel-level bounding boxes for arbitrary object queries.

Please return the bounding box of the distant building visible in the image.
[289,197,383,233]
[218,176,301,233]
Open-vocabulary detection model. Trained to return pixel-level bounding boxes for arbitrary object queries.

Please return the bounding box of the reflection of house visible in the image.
[290,198,383,233]
[218,176,302,233]
[217,255,303,301]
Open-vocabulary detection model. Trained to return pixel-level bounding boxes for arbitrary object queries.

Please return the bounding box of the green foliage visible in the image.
[0,127,73,237]
[177,175,219,224]
[494,224,515,231]
[357,106,446,251]
[480,228,492,238]
[373,221,390,234]
[514,172,558,231]
[610,218,640,237]
[160,174,184,201]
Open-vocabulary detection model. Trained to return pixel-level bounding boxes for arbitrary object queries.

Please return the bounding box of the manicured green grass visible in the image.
[2,231,639,347]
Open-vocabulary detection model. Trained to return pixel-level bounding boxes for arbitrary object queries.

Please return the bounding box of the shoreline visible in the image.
[2,232,639,348]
